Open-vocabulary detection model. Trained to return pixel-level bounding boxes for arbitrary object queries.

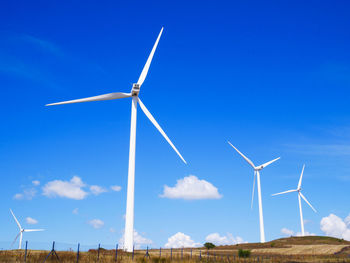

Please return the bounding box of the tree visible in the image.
[204,242,216,249]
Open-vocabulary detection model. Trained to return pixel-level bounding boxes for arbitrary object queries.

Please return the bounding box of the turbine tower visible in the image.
[46,28,187,252]
[272,165,317,236]
[10,209,44,249]
[228,142,280,243]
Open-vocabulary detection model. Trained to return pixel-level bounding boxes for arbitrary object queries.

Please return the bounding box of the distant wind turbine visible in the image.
[272,165,317,236]
[227,141,280,243]
[46,28,187,252]
[10,209,44,249]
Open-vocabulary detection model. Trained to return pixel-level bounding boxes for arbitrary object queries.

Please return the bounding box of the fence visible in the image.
[1,241,350,262]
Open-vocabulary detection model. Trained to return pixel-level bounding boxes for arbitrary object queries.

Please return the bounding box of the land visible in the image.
[1,236,350,262]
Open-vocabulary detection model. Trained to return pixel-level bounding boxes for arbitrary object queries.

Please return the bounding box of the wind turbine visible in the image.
[227,141,280,243]
[10,209,44,249]
[271,165,316,236]
[46,28,187,252]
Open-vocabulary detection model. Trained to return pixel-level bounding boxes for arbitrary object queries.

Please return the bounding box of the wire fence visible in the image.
[1,241,350,262]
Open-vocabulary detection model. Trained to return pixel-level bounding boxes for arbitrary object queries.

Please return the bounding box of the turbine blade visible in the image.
[227,142,255,168]
[300,192,317,213]
[11,232,21,248]
[259,157,280,169]
[298,165,305,189]
[24,229,44,232]
[138,98,186,164]
[10,209,22,230]
[137,27,163,87]
[251,171,256,209]
[46,92,131,106]
[271,189,297,196]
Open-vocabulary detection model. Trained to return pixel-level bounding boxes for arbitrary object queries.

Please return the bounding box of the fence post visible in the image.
[97,243,100,262]
[115,244,118,261]
[170,248,172,260]
[76,243,80,263]
[160,247,161,258]
[199,249,201,260]
[191,248,192,259]
[24,241,28,263]
[181,247,183,260]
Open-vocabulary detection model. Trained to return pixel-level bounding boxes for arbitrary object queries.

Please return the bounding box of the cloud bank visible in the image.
[26,217,38,225]
[164,232,201,248]
[88,219,104,229]
[41,176,117,200]
[205,233,245,245]
[119,230,153,249]
[280,228,315,237]
[43,176,88,200]
[160,175,222,200]
[320,213,350,240]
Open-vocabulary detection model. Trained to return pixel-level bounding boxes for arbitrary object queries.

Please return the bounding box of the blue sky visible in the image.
[1,0,350,249]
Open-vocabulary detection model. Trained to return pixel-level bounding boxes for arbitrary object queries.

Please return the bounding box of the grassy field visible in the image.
[1,236,350,262]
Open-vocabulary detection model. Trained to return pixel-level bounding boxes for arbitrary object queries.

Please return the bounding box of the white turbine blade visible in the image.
[11,232,21,248]
[24,229,44,232]
[300,192,317,213]
[227,142,255,168]
[298,164,305,189]
[271,189,297,196]
[259,157,280,169]
[46,92,131,106]
[137,27,163,87]
[10,209,22,230]
[138,98,186,164]
[251,171,256,209]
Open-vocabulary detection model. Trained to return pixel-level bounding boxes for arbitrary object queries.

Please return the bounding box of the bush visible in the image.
[204,242,216,249]
[238,249,251,258]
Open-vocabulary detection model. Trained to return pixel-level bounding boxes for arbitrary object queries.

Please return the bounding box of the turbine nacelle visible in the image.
[131,84,140,96]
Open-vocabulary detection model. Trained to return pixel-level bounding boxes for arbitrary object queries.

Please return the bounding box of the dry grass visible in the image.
[1,236,350,262]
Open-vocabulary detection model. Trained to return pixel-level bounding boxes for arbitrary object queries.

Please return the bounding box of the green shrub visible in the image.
[238,249,251,258]
[204,242,216,250]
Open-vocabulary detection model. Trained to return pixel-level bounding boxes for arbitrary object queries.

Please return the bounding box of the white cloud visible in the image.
[281,228,294,236]
[32,180,40,186]
[164,232,201,248]
[88,219,104,229]
[109,228,116,233]
[13,193,24,200]
[280,228,315,237]
[72,208,79,215]
[42,176,88,200]
[320,213,350,240]
[111,185,122,192]
[205,233,244,246]
[119,230,153,249]
[26,217,38,225]
[90,185,107,195]
[160,175,222,200]
[13,188,36,200]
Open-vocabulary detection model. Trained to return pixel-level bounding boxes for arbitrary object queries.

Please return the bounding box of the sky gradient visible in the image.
[1,0,350,249]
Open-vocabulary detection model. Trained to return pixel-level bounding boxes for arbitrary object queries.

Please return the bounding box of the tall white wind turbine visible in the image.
[227,142,280,243]
[46,28,186,252]
[10,209,44,249]
[271,165,316,236]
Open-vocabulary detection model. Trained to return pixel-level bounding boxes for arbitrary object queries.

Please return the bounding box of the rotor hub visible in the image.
[131,84,140,96]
